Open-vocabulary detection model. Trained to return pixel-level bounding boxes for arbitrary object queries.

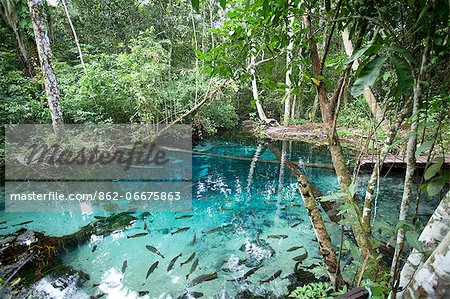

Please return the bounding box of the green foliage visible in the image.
[289,282,332,299]
[0,53,48,124]
[351,55,388,97]
[336,97,371,130]
[59,30,170,123]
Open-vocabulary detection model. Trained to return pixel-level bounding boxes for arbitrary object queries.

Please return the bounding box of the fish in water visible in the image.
[171,227,190,235]
[217,207,234,212]
[127,232,148,239]
[287,246,303,252]
[178,291,204,299]
[228,265,262,282]
[243,265,263,279]
[175,214,193,220]
[0,221,6,225]
[146,245,165,259]
[145,261,159,280]
[12,220,33,227]
[180,252,196,267]
[92,245,98,253]
[175,209,192,214]
[260,270,282,284]
[198,196,215,200]
[293,251,308,263]
[186,258,199,280]
[121,260,128,273]
[167,252,182,271]
[290,221,304,228]
[92,283,100,288]
[191,233,197,245]
[218,198,233,202]
[0,227,7,230]
[138,291,149,296]
[202,226,222,235]
[89,293,105,299]
[267,235,288,239]
[187,272,218,287]
[143,220,147,230]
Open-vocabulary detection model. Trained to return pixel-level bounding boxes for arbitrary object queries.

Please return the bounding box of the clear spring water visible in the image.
[0,138,441,299]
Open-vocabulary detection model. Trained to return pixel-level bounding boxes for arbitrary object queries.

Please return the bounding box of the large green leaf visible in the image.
[424,158,444,180]
[390,55,414,95]
[220,0,226,9]
[427,176,446,196]
[351,55,387,97]
[405,230,423,252]
[191,0,199,12]
[387,46,416,65]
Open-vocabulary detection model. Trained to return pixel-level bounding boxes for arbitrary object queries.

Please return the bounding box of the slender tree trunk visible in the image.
[390,39,430,290]
[28,0,64,132]
[310,94,319,122]
[12,24,35,77]
[283,10,295,126]
[396,191,450,299]
[361,99,412,232]
[191,9,199,103]
[1,0,35,76]
[250,54,267,122]
[291,94,296,119]
[61,0,85,73]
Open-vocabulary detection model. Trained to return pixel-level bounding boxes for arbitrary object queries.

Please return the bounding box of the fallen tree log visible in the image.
[266,142,343,289]
[159,146,335,169]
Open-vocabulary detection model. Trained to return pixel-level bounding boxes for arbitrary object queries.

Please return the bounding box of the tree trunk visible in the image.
[401,229,450,299]
[12,24,35,77]
[250,54,268,122]
[301,5,374,257]
[310,94,319,121]
[396,191,450,299]
[390,39,430,290]
[267,143,343,290]
[1,0,35,76]
[27,0,64,132]
[61,0,85,73]
[361,99,412,232]
[283,10,295,126]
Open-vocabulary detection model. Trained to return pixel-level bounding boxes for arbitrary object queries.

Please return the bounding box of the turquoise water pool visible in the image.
[0,138,441,298]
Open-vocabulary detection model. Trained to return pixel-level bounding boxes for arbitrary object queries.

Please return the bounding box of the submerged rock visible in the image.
[238,239,275,268]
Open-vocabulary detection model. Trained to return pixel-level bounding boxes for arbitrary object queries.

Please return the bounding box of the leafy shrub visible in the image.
[0,54,48,124]
[289,282,333,299]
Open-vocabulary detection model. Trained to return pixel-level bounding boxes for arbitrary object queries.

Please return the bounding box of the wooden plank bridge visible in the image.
[359,154,450,170]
